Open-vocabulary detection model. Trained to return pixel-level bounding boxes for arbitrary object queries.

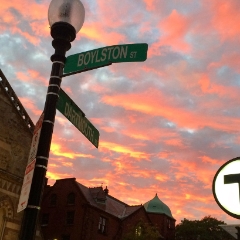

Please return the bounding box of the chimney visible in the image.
[104,186,109,195]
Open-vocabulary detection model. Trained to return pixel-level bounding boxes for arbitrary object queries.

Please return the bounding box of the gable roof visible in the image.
[0,69,34,133]
[76,181,143,219]
[46,179,174,222]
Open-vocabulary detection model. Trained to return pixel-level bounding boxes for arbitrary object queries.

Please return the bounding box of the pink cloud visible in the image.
[210,0,240,41]
[16,70,47,85]
[18,97,42,118]
[100,141,150,160]
[80,23,125,45]
[150,9,191,55]
[50,142,94,159]
[143,0,156,11]
[101,88,240,132]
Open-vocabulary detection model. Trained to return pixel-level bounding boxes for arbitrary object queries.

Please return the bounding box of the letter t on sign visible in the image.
[224,173,240,202]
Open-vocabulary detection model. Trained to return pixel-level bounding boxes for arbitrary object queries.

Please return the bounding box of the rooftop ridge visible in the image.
[107,194,129,206]
[0,69,35,133]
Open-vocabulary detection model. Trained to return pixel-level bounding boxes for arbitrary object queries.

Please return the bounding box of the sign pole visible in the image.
[19,22,76,240]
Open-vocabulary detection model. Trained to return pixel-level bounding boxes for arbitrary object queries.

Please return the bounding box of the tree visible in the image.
[122,220,161,240]
[175,216,235,240]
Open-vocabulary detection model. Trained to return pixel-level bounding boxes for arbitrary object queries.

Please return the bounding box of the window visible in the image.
[67,193,75,205]
[98,216,107,234]
[135,226,142,237]
[41,213,49,226]
[167,218,171,229]
[66,211,75,225]
[50,194,57,206]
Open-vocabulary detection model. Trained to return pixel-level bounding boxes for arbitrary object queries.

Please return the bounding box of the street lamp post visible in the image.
[19,0,85,239]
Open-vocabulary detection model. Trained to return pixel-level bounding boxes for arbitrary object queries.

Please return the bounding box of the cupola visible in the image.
[144,193,174,219]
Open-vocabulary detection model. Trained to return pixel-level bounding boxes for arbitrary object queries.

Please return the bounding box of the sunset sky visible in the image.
[1,0,240,224]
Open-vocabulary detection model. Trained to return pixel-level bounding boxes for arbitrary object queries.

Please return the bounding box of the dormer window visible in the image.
[96,198,106,204]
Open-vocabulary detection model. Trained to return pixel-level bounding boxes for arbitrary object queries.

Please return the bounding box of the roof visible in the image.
[219,224,239,239]
[76,182,142,219]
[48,179,173,221]
[144,194,174,219]
[0,69,34,133]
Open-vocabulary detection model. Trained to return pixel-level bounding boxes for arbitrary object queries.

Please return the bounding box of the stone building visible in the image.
[40,178,176,240]
[0,70,42,239]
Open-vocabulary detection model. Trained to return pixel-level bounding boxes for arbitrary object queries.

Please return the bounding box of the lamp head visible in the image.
[48,0,85,34]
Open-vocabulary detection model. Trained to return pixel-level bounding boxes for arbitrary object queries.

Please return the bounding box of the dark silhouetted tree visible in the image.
[122,220,161,240]
[175,216,235,240]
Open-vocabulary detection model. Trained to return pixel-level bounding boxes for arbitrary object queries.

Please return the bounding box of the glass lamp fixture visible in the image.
[48,0,85,33]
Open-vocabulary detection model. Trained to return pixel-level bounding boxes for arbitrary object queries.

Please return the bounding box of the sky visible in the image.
[1,0,240,225]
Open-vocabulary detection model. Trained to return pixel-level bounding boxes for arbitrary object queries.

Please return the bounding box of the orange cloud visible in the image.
[210,0,240,41]
[201,156,220,165]
[18,97,42,118]
[46,171,73,182]
[16,70,47,85]
[0,0,49,42]
[50,143,94,159]
[165,138,185,148]
[100,141,149,159]
[157,151,172,159]
[80,23,125,45]
[101,88,240,132]
[155,173,169,182]
[198,73,239,98]
[30,21,50,38]
[150,9,191,55]
[0,0,48,20]
[9,27,40,45]
[143,0,156,11]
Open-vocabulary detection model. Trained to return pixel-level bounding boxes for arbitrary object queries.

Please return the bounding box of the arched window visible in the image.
[67,192,75,205]
[50,194,57,206]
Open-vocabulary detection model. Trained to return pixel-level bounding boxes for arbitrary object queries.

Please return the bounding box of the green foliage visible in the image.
[122,220,161,240]
[175,216,235,240]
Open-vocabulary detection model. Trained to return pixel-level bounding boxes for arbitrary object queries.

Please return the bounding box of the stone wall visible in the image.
[0,73,42,239]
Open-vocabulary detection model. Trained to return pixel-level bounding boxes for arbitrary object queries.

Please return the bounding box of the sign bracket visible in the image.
[62,62,112,78]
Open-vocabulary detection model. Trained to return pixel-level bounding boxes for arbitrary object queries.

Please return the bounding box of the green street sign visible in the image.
[64,43,148,74]
[56,89,99,148]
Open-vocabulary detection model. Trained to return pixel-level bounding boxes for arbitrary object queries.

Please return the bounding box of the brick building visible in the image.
[144,194,175,240]
[40,178,175,240]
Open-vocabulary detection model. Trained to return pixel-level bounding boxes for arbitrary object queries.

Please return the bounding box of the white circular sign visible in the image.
[212,157,240,219]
